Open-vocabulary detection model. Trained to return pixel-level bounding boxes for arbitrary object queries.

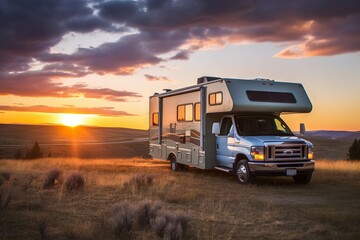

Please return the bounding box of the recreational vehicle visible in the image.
[149,76,314,184]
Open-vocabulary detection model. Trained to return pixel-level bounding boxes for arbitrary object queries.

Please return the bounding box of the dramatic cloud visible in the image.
[0,0,359,104]
[0,105,133,117]
[0,0,115,72]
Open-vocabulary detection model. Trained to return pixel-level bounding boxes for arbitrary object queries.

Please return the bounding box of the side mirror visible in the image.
[212,122,220,135]
[300,123,306,136]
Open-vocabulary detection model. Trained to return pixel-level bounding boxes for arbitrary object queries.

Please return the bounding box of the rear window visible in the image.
[246,91,296,103]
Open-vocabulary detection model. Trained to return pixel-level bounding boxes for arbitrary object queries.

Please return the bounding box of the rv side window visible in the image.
[177,104,193,122]
[152,113,159,126]
[246,91,297,103]
[194,102,201,121]
[209,92,223,105]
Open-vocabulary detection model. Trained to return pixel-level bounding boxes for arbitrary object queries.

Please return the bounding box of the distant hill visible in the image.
[304,130,360,141]
[0,124,358,160]
[298,130,359,160]
[0,124,149,159]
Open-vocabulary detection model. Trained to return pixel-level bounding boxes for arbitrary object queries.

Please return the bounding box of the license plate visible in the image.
[286,169,297,176]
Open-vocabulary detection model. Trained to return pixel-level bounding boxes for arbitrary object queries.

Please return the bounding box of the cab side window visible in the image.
[220,117,233,136]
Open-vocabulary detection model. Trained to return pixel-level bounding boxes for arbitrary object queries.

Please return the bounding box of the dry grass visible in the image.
[0,158,359,239]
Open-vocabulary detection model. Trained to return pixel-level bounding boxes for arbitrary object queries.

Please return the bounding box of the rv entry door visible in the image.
[216,117,235,168]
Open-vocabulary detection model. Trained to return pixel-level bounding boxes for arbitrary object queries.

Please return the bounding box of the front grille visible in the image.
[266,144,307,161]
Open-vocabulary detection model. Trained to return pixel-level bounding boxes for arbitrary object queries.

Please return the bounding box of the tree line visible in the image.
[14,141,52,159]
[348,138,360,160]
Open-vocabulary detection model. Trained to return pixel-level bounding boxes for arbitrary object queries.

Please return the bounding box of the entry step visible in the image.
[214,166,233,172]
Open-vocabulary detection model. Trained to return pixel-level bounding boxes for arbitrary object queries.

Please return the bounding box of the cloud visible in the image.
[0,0,115,72]
[170,50,191,60]
[144,74,171,82]
[0,0,359,102]
[97,0,360,58]
[0,105,134,117]
[0,71,142,101]
[2,0,358,75]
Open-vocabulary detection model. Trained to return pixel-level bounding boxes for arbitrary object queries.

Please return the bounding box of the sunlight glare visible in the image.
[60,114,85,127]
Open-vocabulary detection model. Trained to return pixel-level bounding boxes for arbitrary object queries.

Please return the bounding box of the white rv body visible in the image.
[149,77,314,184]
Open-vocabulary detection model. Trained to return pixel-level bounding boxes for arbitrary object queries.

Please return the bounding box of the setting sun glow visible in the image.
[60,114,85,127]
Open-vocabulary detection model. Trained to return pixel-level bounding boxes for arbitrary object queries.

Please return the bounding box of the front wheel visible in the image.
[293,173,312,184]
[169,155,180,171]
[236,160,255,184]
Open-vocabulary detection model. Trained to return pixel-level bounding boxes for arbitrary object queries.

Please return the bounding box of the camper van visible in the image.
[149,76,314,184]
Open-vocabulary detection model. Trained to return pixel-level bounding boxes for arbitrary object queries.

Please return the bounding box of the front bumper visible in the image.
[248,160,315,176]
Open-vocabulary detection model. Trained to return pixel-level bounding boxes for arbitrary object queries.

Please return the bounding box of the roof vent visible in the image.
[163,89,172,92]
[197,76,222,84]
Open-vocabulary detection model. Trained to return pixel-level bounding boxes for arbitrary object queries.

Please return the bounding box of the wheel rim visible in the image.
[237,164,247,182]
[171,159,176,170]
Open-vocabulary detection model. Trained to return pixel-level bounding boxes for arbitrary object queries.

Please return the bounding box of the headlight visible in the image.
[251,146,265,161]
[307,146,314,160]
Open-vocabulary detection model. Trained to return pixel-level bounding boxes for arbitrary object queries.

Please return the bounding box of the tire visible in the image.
[169,155,180,171]
[293,173,312,184]
[236,160,255,184]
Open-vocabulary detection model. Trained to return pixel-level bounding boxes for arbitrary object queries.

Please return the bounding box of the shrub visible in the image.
[43,169,62,189]
[136,200,161,227]
[111,200,189,239]
[65,173,85,191]
[124,174,154,189]
[112,201,136,235]
[151,210,189,240]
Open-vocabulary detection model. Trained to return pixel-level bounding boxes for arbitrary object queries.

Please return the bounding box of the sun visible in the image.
[60,114,85,127]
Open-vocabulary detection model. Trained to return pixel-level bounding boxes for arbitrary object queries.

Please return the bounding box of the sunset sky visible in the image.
[0,0,359,131]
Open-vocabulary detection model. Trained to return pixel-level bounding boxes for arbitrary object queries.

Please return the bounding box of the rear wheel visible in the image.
[293,173,312,184]
[169,155,180,171]
[236,160,255,184]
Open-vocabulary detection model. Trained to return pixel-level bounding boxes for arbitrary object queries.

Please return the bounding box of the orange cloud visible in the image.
[0,71,142,101]
[0,105,134,117]
[144,74,171,82]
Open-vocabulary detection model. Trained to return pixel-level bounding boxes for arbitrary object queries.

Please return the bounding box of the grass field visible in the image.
[0,124,150,159]
[1,158,359,239]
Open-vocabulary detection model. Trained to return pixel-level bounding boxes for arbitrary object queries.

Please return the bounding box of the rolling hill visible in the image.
[0,124,358,160]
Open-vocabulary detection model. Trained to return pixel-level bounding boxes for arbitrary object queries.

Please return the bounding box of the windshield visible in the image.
[235,115,294,136]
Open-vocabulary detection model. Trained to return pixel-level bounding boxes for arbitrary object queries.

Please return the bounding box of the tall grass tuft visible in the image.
[38,219,48,240]
[22,175,36,192]
[0,176,4,187]
[112,201,136,236]
[65,173,85,191]
[1,171,10,181]
[0,172,10,186]
[43,169,62,189]
[123,174,154,189]
[0,190,12,211]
